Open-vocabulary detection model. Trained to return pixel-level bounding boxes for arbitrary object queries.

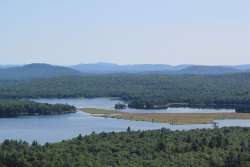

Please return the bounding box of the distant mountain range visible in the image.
[71,63,192,74]
[174,65,241,75]
[71,63,250,75]
[0,63,250,80]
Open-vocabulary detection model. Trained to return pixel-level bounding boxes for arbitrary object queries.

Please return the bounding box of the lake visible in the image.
[34,98,235,113]
[0,111,214,144]
[0,98,248,144]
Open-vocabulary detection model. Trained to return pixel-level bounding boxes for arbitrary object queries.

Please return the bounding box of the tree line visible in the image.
[0,99,76,117]
[1,73,250,109]
[0,127,250,166]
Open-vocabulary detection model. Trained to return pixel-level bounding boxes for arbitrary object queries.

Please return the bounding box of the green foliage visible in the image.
[1,73,250,107]
[0,100,76,117]
[1,127,250,166]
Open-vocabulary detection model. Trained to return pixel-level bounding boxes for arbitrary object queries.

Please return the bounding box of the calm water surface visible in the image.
[0,98,248,144]
[0,111,214,144]
[34,98,235,113]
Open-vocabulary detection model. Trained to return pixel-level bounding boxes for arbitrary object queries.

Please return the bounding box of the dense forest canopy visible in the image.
[0,127,250,167]
[1,73,250,108]
[0,100,76,117]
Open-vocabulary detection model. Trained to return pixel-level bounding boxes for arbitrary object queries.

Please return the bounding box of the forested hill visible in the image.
[0,63,82,80]
[175,65,240,75]
[0,99,76,117]
[1,73,250,106]
[0,127,250,166]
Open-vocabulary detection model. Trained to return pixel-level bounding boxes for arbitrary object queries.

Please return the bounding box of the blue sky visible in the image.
[0,0,249,65]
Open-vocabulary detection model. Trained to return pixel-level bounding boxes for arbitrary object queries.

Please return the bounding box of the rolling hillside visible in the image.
[0,63,249,80]
[0,63,82,80]
[71,63,187,73]
[175,65,241,75]
[71,63,245,75]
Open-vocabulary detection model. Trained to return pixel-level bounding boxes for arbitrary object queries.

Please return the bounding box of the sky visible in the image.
[0,0,249,65]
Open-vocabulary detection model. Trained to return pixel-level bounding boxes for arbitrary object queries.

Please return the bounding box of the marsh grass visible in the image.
[80,108,250,124]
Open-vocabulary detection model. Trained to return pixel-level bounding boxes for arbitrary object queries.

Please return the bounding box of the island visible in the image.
[0,99,76,117]
[114,103,127,109]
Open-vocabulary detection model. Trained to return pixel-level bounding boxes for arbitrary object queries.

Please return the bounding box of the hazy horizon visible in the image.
[1,0,249,65]
[1,62,250,67]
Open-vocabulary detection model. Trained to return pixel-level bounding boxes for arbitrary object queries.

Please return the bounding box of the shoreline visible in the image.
[0,110,77,118]
[80,108,250,124]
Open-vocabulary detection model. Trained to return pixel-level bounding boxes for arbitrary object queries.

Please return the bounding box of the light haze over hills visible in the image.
[71,63,250,74]
[0,63,250,80]
[0,64,81,80]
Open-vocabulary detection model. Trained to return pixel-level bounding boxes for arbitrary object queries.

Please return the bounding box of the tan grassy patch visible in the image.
[79,108,250,124]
